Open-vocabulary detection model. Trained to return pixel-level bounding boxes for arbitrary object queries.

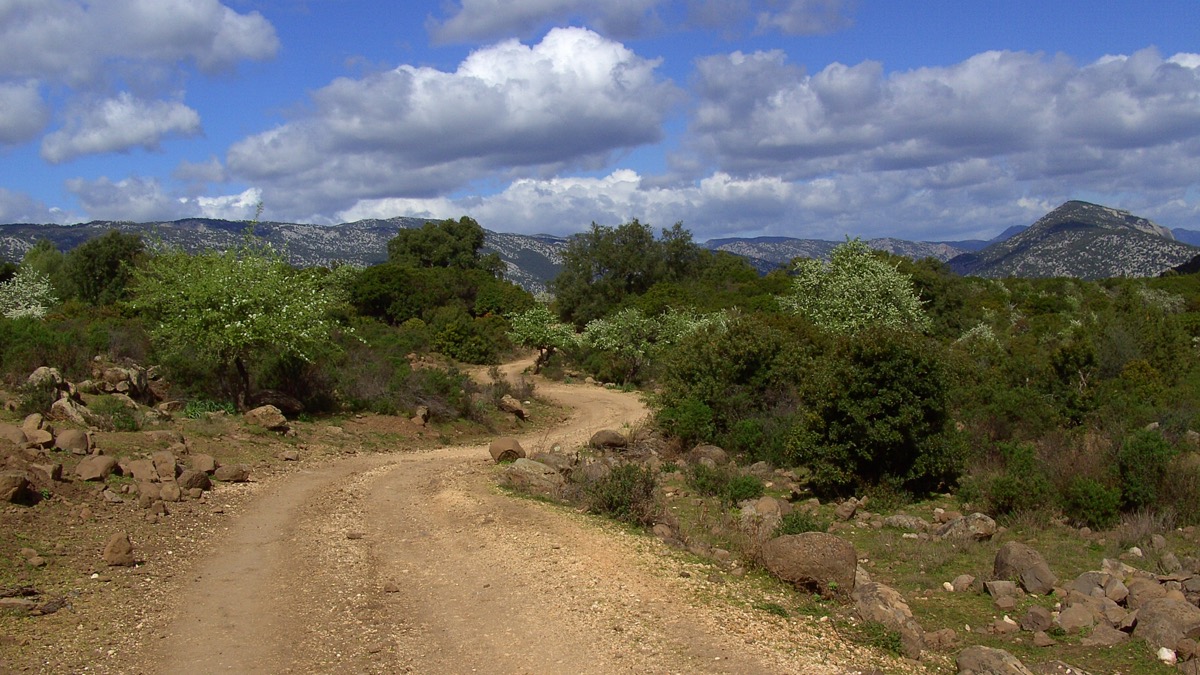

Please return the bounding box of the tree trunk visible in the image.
[234,356,251,411]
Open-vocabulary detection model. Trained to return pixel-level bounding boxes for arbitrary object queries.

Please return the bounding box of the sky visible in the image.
[1,0,1198,243]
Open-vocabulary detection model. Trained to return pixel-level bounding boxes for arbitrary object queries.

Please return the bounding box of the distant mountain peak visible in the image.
[949,200,1194,279]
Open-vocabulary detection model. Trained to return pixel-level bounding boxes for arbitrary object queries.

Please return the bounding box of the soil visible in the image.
[1,358,915,674]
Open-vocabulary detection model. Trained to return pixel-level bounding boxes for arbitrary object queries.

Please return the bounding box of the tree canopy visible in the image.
[387,216,503,275]
[780,238,931,335]
[130,238,346,409]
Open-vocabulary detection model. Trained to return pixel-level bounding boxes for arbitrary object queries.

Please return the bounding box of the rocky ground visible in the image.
[4,357,1198,674]
[0,358,918,675]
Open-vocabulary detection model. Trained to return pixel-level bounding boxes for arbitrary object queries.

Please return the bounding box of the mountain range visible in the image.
[2,200,1196,292]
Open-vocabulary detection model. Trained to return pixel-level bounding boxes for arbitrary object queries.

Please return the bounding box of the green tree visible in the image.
[64,230,145,305]
[20,239,71,301]
[552,220,706,327]
[781,238,931,335]
[506,304,578,373]
[387,216,502,275]
[129,238,346,409]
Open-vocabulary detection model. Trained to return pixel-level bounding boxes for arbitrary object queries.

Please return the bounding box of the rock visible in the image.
[994,541,1058,595]
[279,450,300,461]
[151,450,178,480]
[1127,575,1169,609]
[690,444,728,465]
[589,429,627,449]
[883,514,929,531]
[500,459,565,498]
[23,428,53,448]
[213,464,250,482]
[1104,577,1129,604]
[936,512,997,540]
[1056,604,1094,634]
[834,499,858,521]
[489,437,525,463]
[0,423,27,446]
[985,580,1019,599]
[1132,597,1200,651]
[247,389,304,416]
[176,469,211,491]
[760,532,857,598]
[125,458,158,482]
[190,454,218,474]
[497,394,528,420]
[244,405,289,431]
[993,616,1020,635]
[29,463,62,482]
[1032,631,1057,647]
[102,532,136,566]
[955,646,1034,674]
[1082,624,1128,646]
[159,482,182,502]
[0,471,33,504]
[925,627,958,650]
[48,398,94,428]
[853,581,924,659]
[74,455,119,481]
[951,574,977,593]
[27,366,65,389]
[1020,605,1054,632]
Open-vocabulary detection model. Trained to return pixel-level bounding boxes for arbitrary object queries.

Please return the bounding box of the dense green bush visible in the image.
[585,463,659,526]
[1062,476,1121,529]
[773,510,829,536]
[790,329,961,497]
[1117,430,1178,511]
[984,442,1055,516]
[685,463,764,506]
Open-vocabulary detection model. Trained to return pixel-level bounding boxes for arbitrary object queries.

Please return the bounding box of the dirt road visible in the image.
[138,364,874,674]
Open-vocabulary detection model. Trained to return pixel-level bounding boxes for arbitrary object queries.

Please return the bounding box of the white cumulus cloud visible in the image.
[0,0,278,84]
[227,27,679,218]
[40,93,202,163]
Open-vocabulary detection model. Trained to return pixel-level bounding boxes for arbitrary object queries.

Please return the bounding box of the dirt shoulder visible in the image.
[2,365,914,674]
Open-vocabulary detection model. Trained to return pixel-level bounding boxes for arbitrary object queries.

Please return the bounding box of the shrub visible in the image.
[90,396,140,431]
[985,442,1054,516]
[1061,477,1121,530]
[656,397,715,448]
[585,463,659,526]
[183,399,236,419]
[16,377,58,416]
[774,510,829,537]
[1117,430,1178,511]
[790,330,960,497]
[725,473,765,505]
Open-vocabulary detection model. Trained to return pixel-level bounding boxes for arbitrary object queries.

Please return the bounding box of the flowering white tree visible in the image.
[582,306,725,383]
[780,238,931,335]
[129,239,346,409]
[0,267,59,319]
[506,304,578,373]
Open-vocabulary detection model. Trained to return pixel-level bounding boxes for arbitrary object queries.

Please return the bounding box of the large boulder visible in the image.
[0,424,27,446]
[853,581,924,659]
[102,532,136,566]
[75,455,119,481]
[0,471,33,504]
[994,541,1058,595]
[1133,597,1200,652]
[499,459,564,498]
[244,405,289,432]
[955,646,1034,674]
[54,428,91,455]
[176,469,212,491]
[212,464,250,482]
[690,444,729,465]
[489,437,525,463]
[760,532,857,598]
[497,395,528,420]
[151,450,178,481]
[589,429,627,450]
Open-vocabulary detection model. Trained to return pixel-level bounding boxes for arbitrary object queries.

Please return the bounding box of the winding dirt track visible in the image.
[139,360,865,674]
